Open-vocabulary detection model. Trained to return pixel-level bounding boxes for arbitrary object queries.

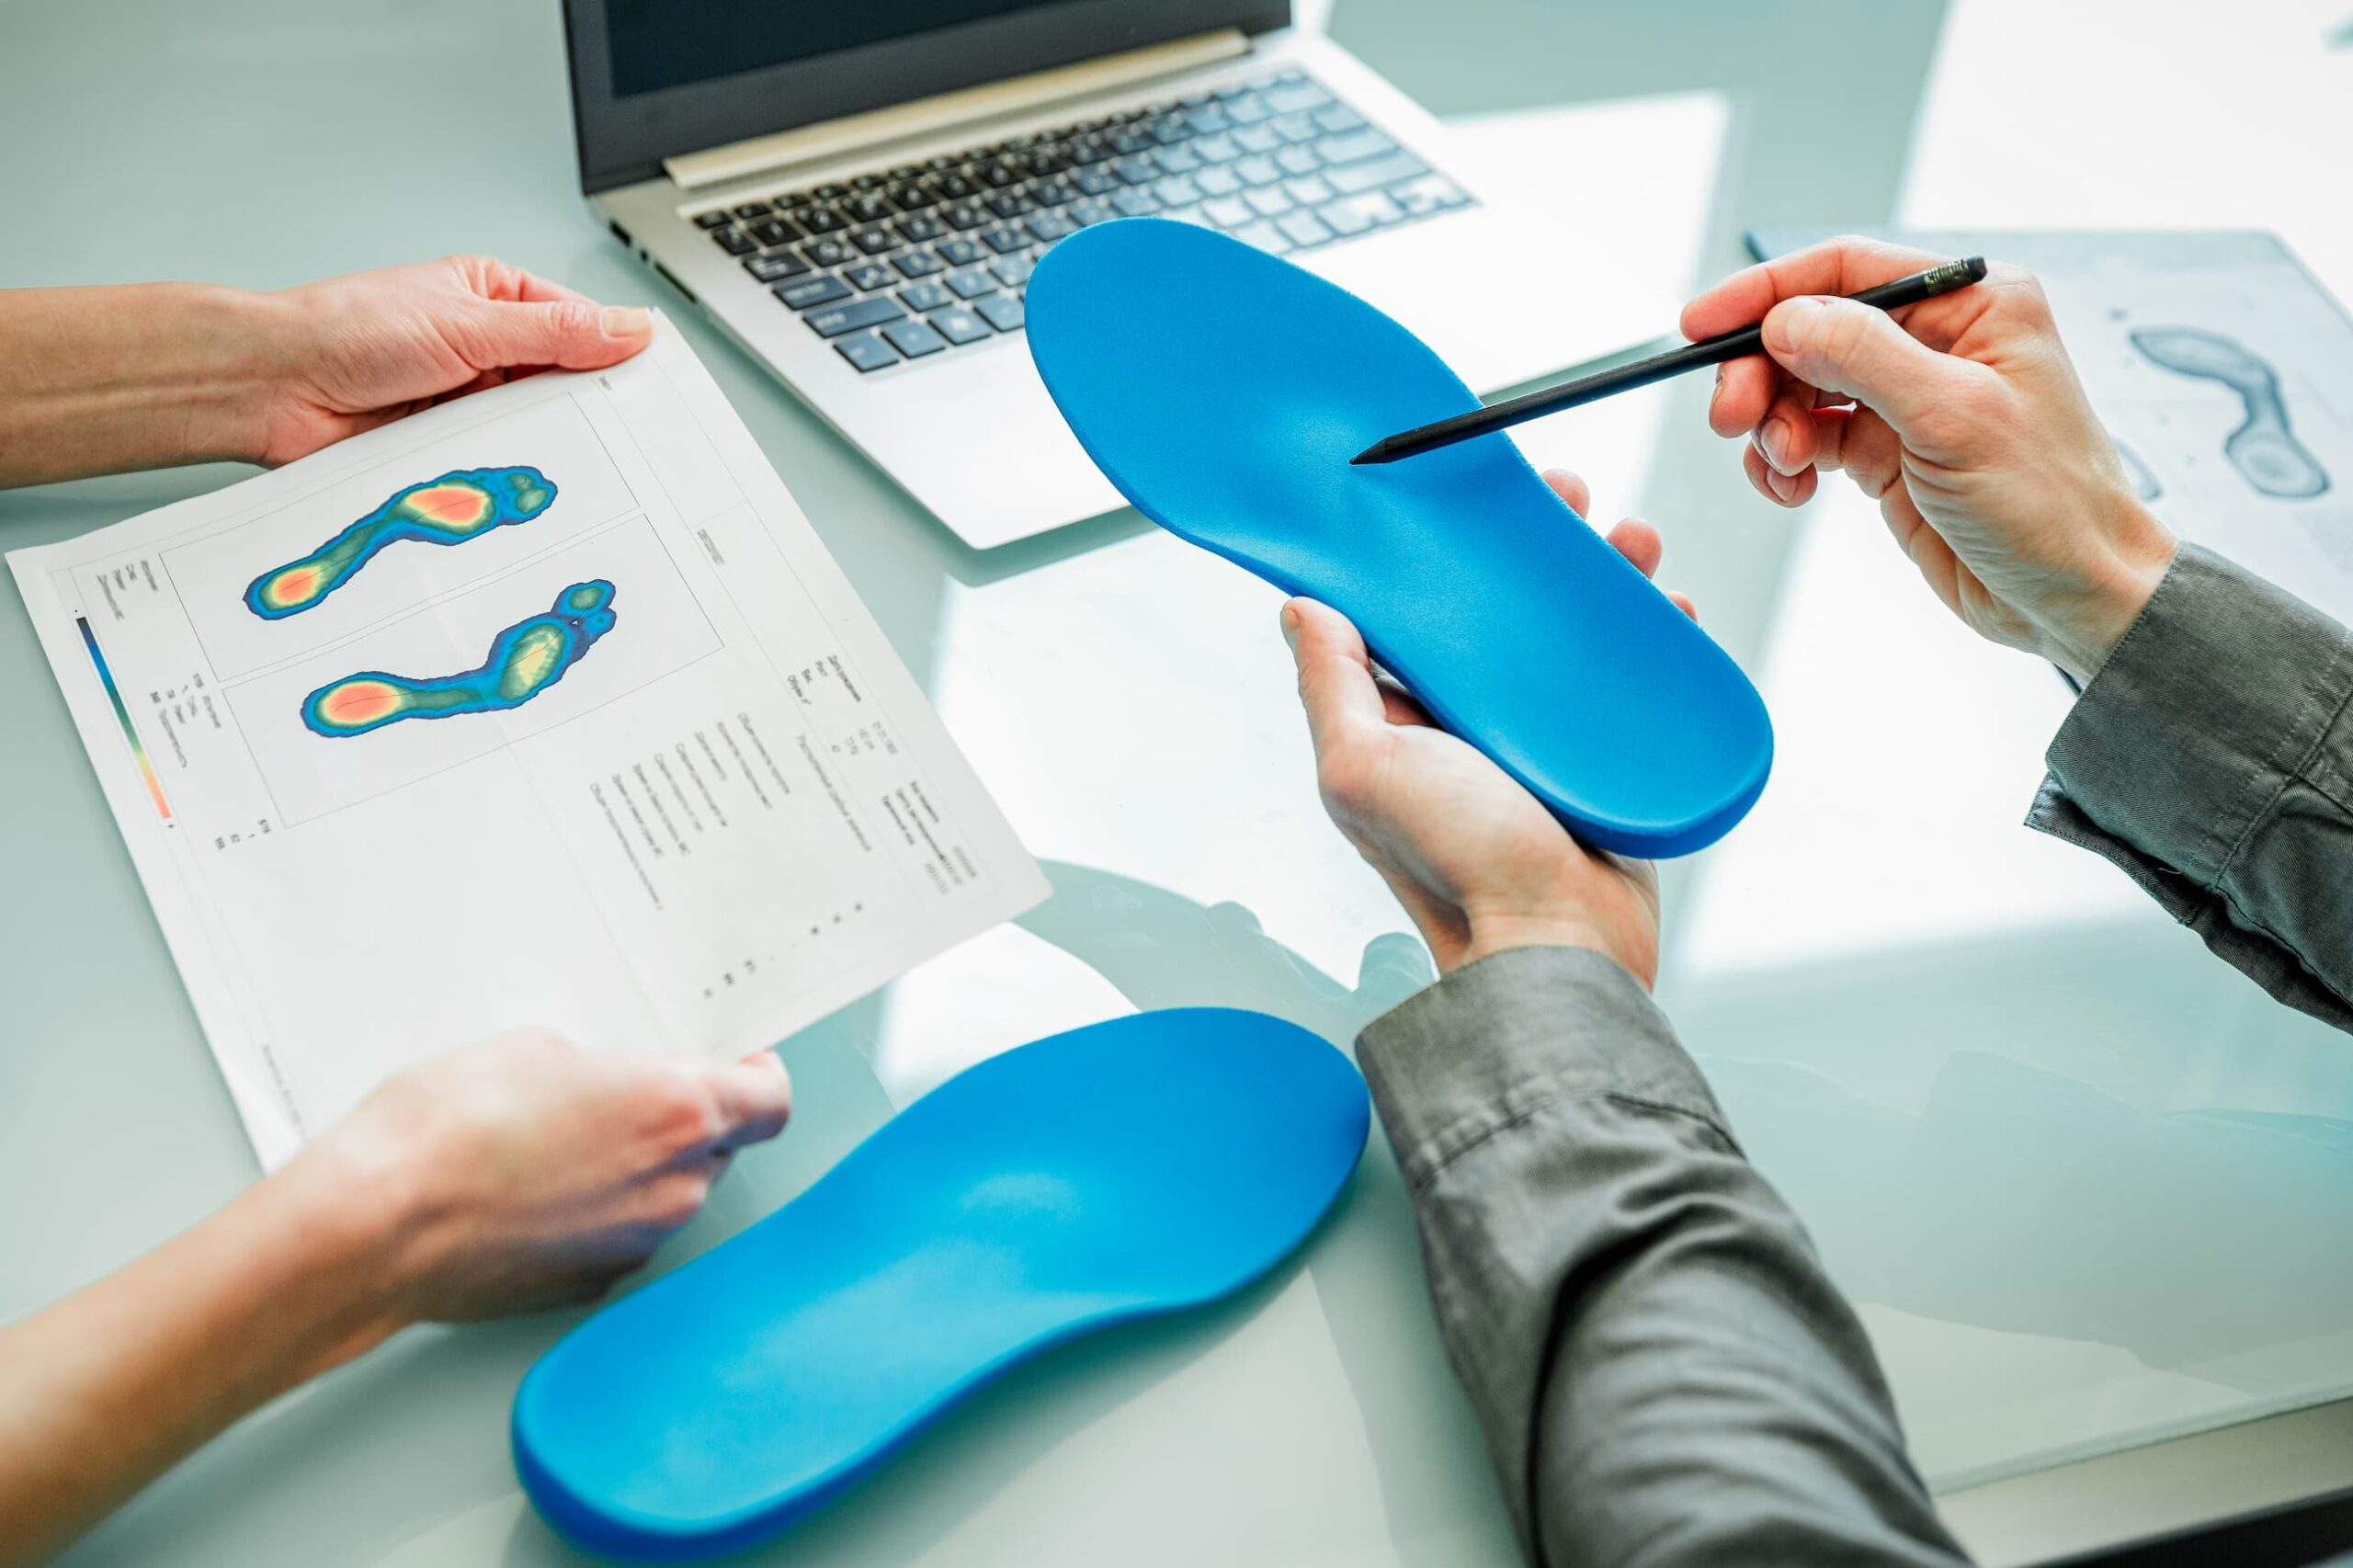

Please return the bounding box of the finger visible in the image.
[1744,441,1817,507]
[1680,234,1956,341]
[1809,405,1905,498]
[1760,295,1996,455]
[1710,353,1783,438]
[455,297,654,373]
[1666,590,1699,622]
[1754,377,1823,475]
[1540,468,1591,517]
[1281,598,1388,759]
[1605,517,1663,579]
[699,1051,794,1150]
[453,255,597,308]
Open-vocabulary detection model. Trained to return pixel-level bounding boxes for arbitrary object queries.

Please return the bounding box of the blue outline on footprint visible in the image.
[2130,326,2331,499]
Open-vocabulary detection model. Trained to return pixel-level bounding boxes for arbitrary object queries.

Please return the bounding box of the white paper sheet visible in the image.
[10,318,1046,1166]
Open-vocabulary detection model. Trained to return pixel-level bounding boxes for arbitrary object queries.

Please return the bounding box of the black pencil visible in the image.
[1349,256,1989,466]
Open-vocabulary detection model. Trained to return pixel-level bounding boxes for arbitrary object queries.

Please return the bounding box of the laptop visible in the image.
[565,1,1670,549]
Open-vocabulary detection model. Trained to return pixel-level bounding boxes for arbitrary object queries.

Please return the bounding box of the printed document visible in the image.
[10,319,1046,1166]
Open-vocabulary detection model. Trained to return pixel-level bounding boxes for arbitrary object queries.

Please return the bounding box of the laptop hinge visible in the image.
[665,28,1252,192]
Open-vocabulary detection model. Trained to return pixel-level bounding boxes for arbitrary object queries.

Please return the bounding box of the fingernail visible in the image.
[1757,419,1790,472]
[1765,294,1824,354]
[601,304,652,337]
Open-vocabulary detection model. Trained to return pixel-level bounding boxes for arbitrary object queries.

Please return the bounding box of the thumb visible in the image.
[700,1051,794,1152]
[1762,296,1990,453]
[466,299,654,372]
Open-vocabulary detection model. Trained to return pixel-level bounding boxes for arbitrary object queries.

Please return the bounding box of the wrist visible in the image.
[261,1126,434,1358]
[1455,910,1657,989]
[2045,494,2177,684]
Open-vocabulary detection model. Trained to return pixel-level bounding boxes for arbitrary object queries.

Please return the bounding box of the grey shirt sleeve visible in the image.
[1358,946,1970,1568]
[2029,543,2353,1031]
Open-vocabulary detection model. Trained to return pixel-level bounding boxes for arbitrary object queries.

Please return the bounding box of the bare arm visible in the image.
[0,1032,792,1566]
[0,256,654,488]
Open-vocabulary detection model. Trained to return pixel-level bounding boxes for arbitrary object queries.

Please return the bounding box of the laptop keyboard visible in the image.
[688,67,1472,374]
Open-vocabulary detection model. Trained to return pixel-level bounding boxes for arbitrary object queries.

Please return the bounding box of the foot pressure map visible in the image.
[301,580,618,737]
[244,465,557,619]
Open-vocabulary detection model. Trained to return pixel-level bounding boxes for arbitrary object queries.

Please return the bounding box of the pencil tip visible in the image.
[1348,442,1386,466]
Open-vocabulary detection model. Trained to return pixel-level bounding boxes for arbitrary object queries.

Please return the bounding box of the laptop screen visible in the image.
[563,0,1289,192]
[607,1,1064,99]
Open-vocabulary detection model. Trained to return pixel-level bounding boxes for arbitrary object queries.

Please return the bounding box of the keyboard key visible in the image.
[894,248,946,278]
[774,191,813,210]
[1195,165,1244,198]
[1285,174,1334,207]
[980,224,1028,254]
[974,293,1026,333]
[942,201,990,230]
[813,182,847,199]
[846,192,893,222]
[1327,151,1427,195]
[733,200,773,219]
[1025,211,1078,243]
[1203,195,1254,229]
[834,332,900,371]
[989,254,1036,288]
[1235,154,1282,187]
[892,184,938,210]
[1154,144,1203,174]
[1108,131,1153,154]
[1111,188,1161,217]
[1162,204,1213,228]
[1267,80,1331,114]
[1233,220,1293,256]
[1244,185,1294,218]
[1270,113,1321,146]
[1316,129,1397,166]
[937,237,985,266]
[1392,173,1471,214]
[945,266,996,300]
[711,227,756,256]
[805,296,906,336]
[983,190,1031,219]
[1226,95,1271,126]
[776,275,851,309]
[800,206,848,233]
[979,162,1022,187]
[895,214,948,243]
[1186,107,1232,136]
[845,262,897,290]
[745,251,811,282]
[1111,153,1160,185]
[899,279,954,312]
[930,307,993,346]
[849,225,896,256]
[851,173,887,190]
[692,210,733,229]
[1068,197,1120,226]
[1193,131,1242,164]
[1150,116,1193,146]
[1313,103,1365,134]
[749,217,805,247]
[881,318,949,358]
[889,163,923,180]
[1074,167,1120,197]
[1233,124,1280,153]
[1276,210,1335,248]
[1154,174,1203,206]
[801,237,857,267]
[1320,190,1403,234]
[1275,144,1321,177]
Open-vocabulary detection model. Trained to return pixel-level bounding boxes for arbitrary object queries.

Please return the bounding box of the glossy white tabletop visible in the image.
[3,1,2348,1563]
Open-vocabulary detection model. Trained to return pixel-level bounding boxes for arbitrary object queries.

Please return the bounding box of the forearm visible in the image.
[2030,543,2353,1031]
[1360,946,1967,1568]
[0,1150,406,1566]
[0,284,295,486]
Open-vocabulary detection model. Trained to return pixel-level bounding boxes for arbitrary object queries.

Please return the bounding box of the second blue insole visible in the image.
[512,1007,1369,1562]
[1026,218,1772,858]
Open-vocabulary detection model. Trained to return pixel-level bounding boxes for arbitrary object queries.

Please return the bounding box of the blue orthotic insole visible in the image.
[1026,218,1772,858]
[512,1008,1370,1562]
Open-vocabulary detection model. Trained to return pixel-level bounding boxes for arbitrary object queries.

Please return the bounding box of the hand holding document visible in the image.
[10,317,1045,1165]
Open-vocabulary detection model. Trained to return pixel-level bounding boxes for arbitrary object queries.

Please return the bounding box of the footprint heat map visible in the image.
[245,466,558,619]
[301,581,618,739]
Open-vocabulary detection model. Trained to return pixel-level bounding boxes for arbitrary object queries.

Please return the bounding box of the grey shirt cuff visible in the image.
[2036,542,2353,884]
[1357,944,1728,1191]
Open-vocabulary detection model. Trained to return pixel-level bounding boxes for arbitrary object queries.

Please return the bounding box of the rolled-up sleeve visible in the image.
[2029,543,2353,1030]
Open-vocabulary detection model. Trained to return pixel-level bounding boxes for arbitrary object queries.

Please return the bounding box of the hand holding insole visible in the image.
[1026,219,1771,858]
